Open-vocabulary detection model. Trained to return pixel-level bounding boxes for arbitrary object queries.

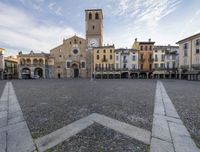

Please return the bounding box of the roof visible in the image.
[93,45,115,49]
[85,9,102,12]
[176,32,200,44]
[115,48,138,52]
[138,41,155,44]
[154,45,179,49]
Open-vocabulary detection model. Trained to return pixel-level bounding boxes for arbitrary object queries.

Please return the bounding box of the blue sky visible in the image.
[0,0,200,56]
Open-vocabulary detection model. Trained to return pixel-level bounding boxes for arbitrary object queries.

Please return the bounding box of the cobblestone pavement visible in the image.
[162,80,200,148]
[12,79,156,151]
[0,80,6,96]
[49,123,149,152]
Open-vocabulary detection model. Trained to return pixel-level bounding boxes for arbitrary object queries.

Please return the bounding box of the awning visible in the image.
[153,71,165,75]
[185,71,200,75]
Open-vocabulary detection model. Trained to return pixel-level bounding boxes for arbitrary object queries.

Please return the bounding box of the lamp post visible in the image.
[90,47,93,81]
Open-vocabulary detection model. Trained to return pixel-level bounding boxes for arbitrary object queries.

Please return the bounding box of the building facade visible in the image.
[177,33,200,80]
[4,56,18,79]
[132,38,155,78]
[50,36,87,78]
[115,48,139,78]
[0,48,5,79]
[93,45,115,78]
[17,51,54,79]
[153,45,179,79]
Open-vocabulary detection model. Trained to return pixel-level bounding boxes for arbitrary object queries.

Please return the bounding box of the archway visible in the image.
[21,68,31,79]
[71,63,79,78]
[34,68,43,78]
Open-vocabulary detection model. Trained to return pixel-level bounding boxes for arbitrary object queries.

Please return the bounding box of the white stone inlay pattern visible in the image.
[150,81,200,152]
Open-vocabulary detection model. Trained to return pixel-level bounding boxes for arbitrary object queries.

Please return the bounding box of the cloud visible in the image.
[108,0,182,30]
[48,2,62,16]
[0,2,79,54]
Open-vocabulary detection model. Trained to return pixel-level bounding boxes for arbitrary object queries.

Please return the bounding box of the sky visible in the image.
[0,0,200,56]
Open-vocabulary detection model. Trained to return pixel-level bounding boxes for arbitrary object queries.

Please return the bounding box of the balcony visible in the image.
[148,58,154,62]
[192,64,200,69]
[101,58,108,62]
[123,59,128,63]
[180,65,189,69]
[139,58,145,62]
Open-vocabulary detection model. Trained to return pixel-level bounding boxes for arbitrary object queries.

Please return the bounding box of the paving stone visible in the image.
[0,131,6,152]
[35,116,94,152]
[154,100,165,115]
[165,116,183,124]
[169,122,191,137]
[89,113,151,145]
[7,122,36,152]
[0,117,7,129]
[150,137,174,152]
[152,115,171,142]
[8,115,24,125]
[0,111,7,119]
[169,127,200,152]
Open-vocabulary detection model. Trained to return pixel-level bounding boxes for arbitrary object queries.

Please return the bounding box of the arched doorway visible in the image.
[21,68,31,79]
[34,68,43,78]
[71,63,79,78]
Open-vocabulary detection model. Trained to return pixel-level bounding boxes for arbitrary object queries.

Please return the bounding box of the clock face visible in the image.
[89,39,99,47]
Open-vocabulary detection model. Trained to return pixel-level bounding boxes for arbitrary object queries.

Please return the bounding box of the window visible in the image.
[97,50,99,53]
[154,63,158,68]
[196,48,200,54]
[132,64,135,69]
[116,63,119,69]
[172,56,176,60]
[161,55,165,61]
[57,66,61,68]
[93,25,95,30]
[132,55,136,61]
[140,46,143,51]
[97,55,99,60]
[155,55,158,61]
[103,55,106,61]
[110,49,112,53]
[150,46,152,51]
[81,62,86,69]
[141,54,143,59]
[167,62,170,69]
[59,55,62,58]
[149,64,152,70]
[196,39,200,46]
[160,63,165,68]
[74,39,77,44]
[110,55,112,60]
[141,64,143,70]
[70,41,71,45]
[73,49,78,54]
[67,62,71,68]
[116,56,119,61]
[155,50,158,52]
[172,62,176,69]
[145,46,148,51]
[123,64,126,69]
[80,41,82,44]
[95,13,99,19]
[184,43,188,49]
[89,13,92,20]
[184,49,187,56]
[103,49,106,53]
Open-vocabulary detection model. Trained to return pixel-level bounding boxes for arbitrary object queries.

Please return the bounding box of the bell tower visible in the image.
[85,9,103,48]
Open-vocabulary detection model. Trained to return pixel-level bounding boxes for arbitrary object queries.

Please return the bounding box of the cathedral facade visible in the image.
[50,9,103,78]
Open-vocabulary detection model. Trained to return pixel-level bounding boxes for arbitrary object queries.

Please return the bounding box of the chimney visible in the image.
[149,38,151,42]
[135,38,137,42]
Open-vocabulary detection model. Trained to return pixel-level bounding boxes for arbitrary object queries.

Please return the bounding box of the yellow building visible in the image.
[93,45,115,78]
[132,38,155,78]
